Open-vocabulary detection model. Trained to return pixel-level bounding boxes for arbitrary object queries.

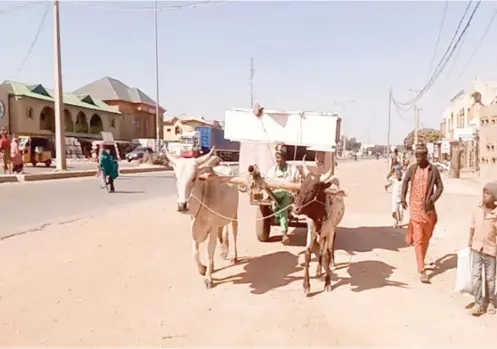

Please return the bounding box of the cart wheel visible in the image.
[255,205,271,242]
[45,160,51,167]
[31,161,37,167]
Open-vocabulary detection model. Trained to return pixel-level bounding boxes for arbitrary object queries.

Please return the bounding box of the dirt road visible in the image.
[0,159,493,347]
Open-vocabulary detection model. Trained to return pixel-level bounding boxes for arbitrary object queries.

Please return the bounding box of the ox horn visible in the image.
[319,168,333,183]
[301,154,310,177]
[164,148,178,164]
[196,146,216,166]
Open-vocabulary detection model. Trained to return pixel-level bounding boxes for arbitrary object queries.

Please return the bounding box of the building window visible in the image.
[110,118,116,128]
[26,107,33,119]
[167,128,171,132]
[175,126,181,135]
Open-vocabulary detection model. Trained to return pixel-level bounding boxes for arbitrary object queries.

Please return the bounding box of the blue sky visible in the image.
[1,0,497,145]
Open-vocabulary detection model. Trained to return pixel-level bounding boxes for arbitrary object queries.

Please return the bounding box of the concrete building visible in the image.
[163,115,216,141]
[74,77,165,140]
[478,104,497,181]
[441,78,497,140]
[0,81,122,141]
[440,78,497,168]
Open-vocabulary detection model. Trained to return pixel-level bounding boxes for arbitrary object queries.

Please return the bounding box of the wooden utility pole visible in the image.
[414,104,419,145]
[53,0,66,170]
[154,0,161,152]
[387,88,392,164]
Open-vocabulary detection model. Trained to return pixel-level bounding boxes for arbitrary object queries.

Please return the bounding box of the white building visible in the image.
[441,78,497,143]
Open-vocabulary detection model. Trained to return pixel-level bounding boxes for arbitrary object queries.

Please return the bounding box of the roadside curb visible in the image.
[0,175,19,184]
[0,166,173,184]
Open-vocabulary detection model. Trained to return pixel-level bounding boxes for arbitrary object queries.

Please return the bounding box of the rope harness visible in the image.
[188,192,327,222]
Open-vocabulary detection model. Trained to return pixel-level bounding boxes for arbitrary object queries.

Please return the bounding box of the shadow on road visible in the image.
[426,253,457,280]
[332,260,408,292]
[336,226,408,255]
[113,190,146,194]
[282,226,408,253]
[217,251,303,294]
[120,174,173,179]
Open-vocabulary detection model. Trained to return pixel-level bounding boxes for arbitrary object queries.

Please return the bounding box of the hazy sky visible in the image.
[1,0,496,144]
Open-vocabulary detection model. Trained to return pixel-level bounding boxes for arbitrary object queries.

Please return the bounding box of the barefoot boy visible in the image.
[385,167,404,228]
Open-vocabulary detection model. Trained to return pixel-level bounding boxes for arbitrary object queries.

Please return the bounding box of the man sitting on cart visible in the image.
[266,145,300,244]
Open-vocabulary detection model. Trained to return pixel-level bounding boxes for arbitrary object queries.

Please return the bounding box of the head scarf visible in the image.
[415,143,428,155]
[484,181,497,199]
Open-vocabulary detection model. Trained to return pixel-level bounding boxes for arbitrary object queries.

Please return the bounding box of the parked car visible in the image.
[432,162,449,173]
[125,147,154,162]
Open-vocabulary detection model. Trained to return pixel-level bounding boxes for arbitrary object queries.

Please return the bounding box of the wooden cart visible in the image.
[208,105,343,242]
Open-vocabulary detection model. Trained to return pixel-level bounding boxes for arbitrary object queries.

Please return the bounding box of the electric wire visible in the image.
[392,0,481,106]
[456,7,497,82]
[394,0,474,105]
[427,0,449,78]
[445,22,470,80]
[14,1,51,76]
[0,2,43,16]
[71,1,228,12]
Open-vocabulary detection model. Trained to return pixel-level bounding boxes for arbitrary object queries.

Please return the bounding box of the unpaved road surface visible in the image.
[0,159,493,347]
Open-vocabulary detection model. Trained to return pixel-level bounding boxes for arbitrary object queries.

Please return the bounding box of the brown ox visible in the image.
[292,156,345,296]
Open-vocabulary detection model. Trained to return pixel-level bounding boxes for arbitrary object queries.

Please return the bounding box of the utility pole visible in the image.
[53,0,66,171]
[250,57,255,107]
[413,104,421,146]
[387,88,392,161]
[154,0,161,152]
[409,89,422,148]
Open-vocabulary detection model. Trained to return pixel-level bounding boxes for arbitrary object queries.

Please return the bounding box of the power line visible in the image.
[445,21,470,80]
[0,2,43,16]
[395,0,474,106]
[14,1,51,76]
[427,0,449,78]
[456,7,497,82]
[71,1,228,12]
[393,0,481,106]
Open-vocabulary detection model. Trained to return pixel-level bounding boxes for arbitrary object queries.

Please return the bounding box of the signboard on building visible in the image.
[454,126,476,141]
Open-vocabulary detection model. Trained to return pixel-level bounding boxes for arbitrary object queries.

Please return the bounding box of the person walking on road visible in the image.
[467,182,497,316]
[0,127,11,174]
[385,166,404,228]
[99,147,119,193]
[10,136,23,174]
[401,143,444,284]
[386,148,400,180]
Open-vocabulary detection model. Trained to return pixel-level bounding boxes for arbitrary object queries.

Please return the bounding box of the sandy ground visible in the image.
[0,159,493,347]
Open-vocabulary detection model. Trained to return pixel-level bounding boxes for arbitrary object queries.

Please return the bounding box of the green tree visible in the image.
[403,128,442,149]
[345,137,362,151]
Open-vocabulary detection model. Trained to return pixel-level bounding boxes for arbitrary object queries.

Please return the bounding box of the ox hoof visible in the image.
[220,250,228,260]
[198,265,207,276]
[204,279,214,289]
[324,284,333,292]
[315,268,323,278]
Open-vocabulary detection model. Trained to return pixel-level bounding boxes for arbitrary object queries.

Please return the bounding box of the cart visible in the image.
[223,105,342,242]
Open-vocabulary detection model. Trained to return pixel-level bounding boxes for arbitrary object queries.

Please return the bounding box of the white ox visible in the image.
[165,148,239,289]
